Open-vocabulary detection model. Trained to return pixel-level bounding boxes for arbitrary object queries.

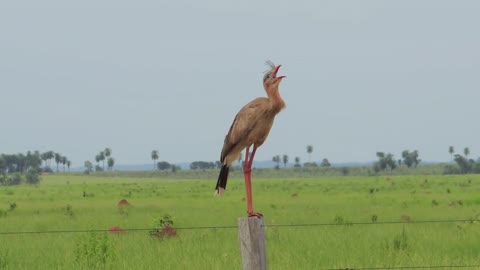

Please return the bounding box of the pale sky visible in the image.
[1,1,479,167]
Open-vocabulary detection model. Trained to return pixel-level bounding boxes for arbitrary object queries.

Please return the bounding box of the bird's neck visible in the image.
[266,88,286,112]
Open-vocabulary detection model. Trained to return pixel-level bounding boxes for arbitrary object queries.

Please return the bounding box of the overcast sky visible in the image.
[1,1,479,166]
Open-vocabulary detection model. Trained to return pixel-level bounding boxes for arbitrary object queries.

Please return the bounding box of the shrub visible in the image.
[6,173,22,186]
[443,165,460,175]
[8,202,16,211]
[473,162,480,173]
[340,167,349,176]
[25,170,41,185]
[63,204,74,218]
[150,214,177,239]
[303,162,318,168]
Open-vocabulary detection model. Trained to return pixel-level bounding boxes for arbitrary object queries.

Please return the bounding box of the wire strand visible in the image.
[0,219,475,235]
[264,219,477,228]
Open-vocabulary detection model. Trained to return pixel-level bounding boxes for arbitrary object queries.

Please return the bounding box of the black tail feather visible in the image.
[215,165,230,193]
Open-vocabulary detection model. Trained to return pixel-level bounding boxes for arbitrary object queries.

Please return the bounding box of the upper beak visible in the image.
[273,65,286,80]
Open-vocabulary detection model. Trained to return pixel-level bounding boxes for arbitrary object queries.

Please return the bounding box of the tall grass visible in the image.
[0,174,479,269]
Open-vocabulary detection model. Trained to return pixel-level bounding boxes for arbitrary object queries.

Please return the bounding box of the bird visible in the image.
[215,61,286,217]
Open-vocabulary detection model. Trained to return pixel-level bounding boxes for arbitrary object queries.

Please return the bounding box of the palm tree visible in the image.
[448,146,454,161]
[47,151,54,167]
[282,154,289,167]
[107,157,115,171]
[104,148,111,160]
[67,160,71,172]
[61,156,67,172]
[306,145,313,162]
[95,154,101,167]
[464,147,470,159]
[32,151,42,169]
[294,156,301,167]
[16,153,25,173]
[272,155,281,169]
[41,152,49,168]
[99,151,106,170]
[54,153,62,172]
[151,150,159,169]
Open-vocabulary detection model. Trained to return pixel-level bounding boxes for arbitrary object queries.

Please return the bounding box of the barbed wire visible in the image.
[0,225,237,235]
[0,218,476,235]
[264,218,478,228]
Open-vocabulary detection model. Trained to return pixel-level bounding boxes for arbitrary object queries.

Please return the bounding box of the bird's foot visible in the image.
[247,211,263,218]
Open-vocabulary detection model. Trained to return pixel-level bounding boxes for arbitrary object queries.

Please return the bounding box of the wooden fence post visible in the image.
[238,217,267,270]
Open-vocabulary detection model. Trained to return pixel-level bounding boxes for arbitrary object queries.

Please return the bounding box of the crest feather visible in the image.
[265,60,276,70]
[263,60,276,81]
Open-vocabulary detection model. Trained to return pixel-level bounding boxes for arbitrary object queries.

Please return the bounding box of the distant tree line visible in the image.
[149,145,328,172]
[84,147,115,174]
[190,161,221,170]
[178,144,480,176]
[272,153,331,169]
[372,146,480,175]
[373,150,422,173]
[0,150,71,185]
[6,144,479,179]
[373,152,397,172]
[444,146,480,174]
[149,150,181,172]
[157,161,180,172]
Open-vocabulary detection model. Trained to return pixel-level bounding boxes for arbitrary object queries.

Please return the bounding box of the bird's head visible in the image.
[263,60,286,90]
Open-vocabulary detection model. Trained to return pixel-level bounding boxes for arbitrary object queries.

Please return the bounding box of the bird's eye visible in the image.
[264,73,271,81]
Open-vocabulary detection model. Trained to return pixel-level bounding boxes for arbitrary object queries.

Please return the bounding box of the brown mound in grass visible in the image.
[400,215,412,222]
[117,199,130,207]
[108,226,126,234]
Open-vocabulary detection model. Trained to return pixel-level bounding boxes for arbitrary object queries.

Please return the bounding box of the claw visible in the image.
[248,211,263,218]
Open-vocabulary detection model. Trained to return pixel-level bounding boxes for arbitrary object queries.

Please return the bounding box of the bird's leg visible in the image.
[243,147,253,214]
[244,146,262,217]
[243,146,250,174]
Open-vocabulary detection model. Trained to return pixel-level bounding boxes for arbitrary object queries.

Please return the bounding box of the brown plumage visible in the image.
[215,61,286,217]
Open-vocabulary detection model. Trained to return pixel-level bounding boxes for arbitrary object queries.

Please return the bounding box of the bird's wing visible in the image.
[220,98,268,162]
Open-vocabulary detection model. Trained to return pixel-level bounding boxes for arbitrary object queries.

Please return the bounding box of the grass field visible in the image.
[0,174,480,269]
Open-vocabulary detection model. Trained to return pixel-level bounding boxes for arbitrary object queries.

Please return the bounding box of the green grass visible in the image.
[0,174,479,269]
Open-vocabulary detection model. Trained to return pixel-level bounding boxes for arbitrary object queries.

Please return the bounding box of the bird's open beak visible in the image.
[273,65,286,80]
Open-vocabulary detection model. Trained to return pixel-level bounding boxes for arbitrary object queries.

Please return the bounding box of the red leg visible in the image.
[244,146,262,217]
[243,146,250,173]
[243,147,253,213]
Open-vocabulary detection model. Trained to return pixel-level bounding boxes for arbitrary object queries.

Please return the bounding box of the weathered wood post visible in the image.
[238,217,267,270]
